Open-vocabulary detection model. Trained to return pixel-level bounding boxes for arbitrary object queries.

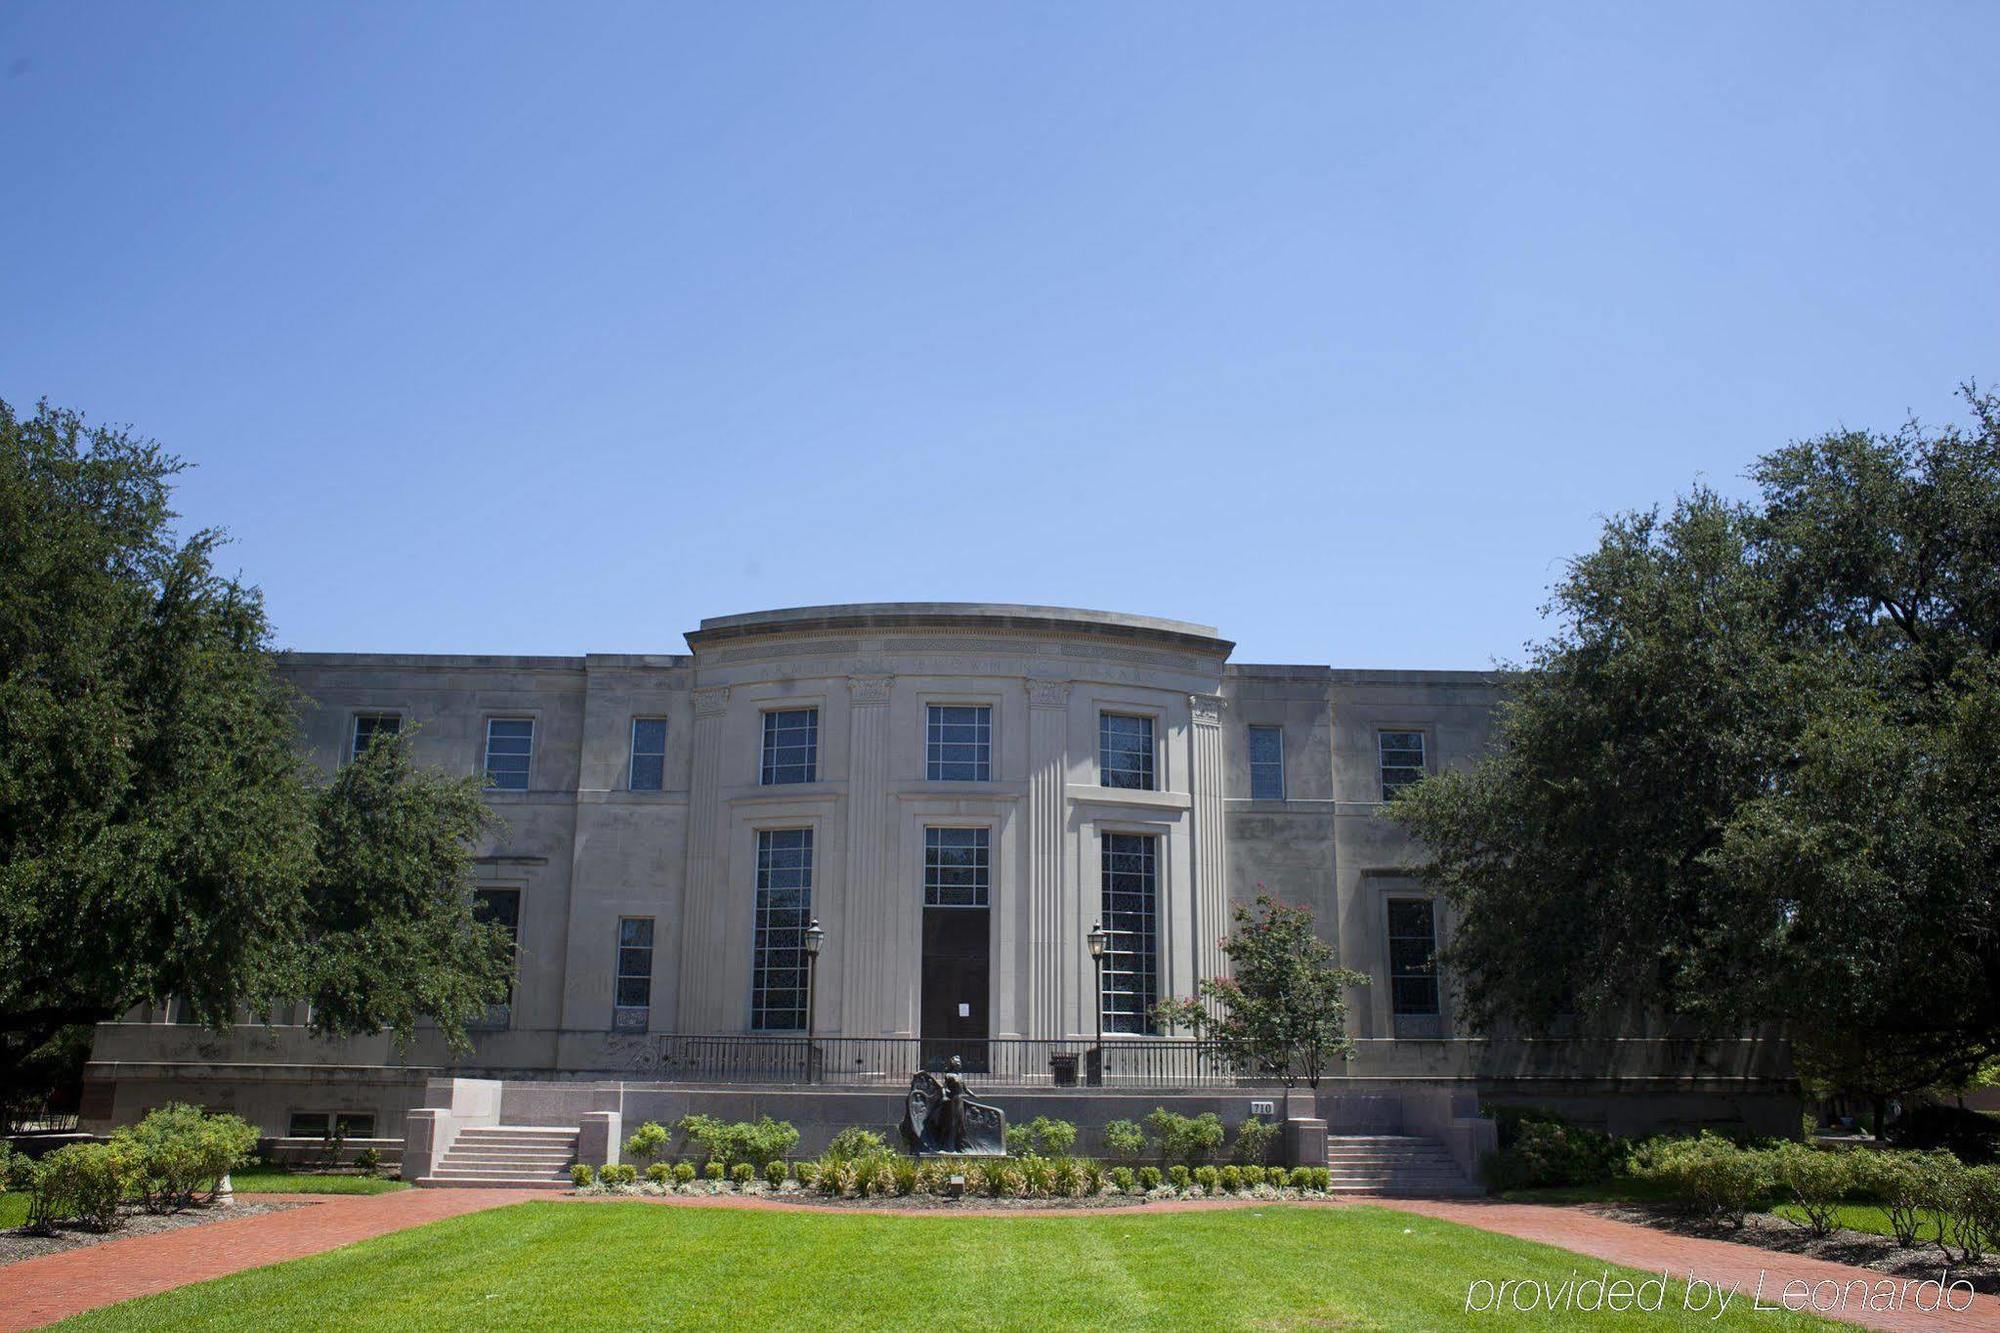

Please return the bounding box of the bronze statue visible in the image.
[901,1055,1006,1156]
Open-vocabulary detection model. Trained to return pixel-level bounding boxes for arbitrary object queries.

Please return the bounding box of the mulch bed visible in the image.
[1586,1202,2000,1294]
[0,1199,309,1267]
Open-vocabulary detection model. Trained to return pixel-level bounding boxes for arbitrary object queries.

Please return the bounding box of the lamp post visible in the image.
[802,918,825,1083]
[1086,920,1109,1086]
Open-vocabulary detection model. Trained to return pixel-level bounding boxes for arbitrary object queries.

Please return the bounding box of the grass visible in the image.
[230,1168,408,1196]
[0,1191,26,1229]
[59,1201,1834,1330]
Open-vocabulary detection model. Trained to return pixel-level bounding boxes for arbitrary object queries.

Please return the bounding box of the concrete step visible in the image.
[430,1166,573,1180]
[416,1175,573,1191]
[442,1150,575,1163]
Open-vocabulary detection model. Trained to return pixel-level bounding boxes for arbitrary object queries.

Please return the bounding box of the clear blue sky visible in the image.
[4,4,1995,668]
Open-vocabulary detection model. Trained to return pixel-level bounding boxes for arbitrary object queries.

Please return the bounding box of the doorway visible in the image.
[920,906,990,1073]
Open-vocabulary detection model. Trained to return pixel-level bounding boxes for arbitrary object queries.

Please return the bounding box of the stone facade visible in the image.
[82,603,1796,1143]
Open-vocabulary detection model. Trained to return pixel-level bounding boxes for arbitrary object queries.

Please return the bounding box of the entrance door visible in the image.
[921,906,990,1073]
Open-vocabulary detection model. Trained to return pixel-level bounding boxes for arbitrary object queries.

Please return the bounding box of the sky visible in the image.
[3,3,1996,669]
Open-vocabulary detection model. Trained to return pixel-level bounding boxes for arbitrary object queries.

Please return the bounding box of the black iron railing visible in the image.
[2,1100,80,1134]
[613,1035,1289,1089]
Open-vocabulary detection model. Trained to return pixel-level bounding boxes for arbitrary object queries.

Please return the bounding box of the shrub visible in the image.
[1769,1143,1853,1238]
[890,1156,919,1196]
[1190,1165,1217,1193]
[1630,1133,1772,1226]
[793,1160,819,1187]
[1110,1166,1136,1192]
[1850,1150,1943,1248]
[1887,1104,2000,1165]
[646,1162,673,1186]
[1078,1159,1106,1195]
[765,1160,787,1186]
[985,1160,1024,1198]
[676,1114,800,1169]
[1220,1165,1243,1192]
[1480,1117,1619,1191]
[624,1120,670,1166]
[603,1163,639,1187]
[1231,1118,1279,1165]
[1243,1164,1267,1188]
[1310,1167,1330,1192]
[1050,1156,1082,1197]
[673,1162,697,1185]
[1147,1109,1226,1166]
[1285,1167,1310,1190]
[1167,1164,1191,1191]
[570,1163,595,1188]
[1102,1119,1148,1162]
[112,1103,258,1212]
[354,1147,382,1177]
[826,1126,887,1160]
[28,1142,133,1232]
[703,1161,724,1181]
[1008,1116,1078,1158]
[731,1162,754,1186]
[1957,1165,2000,1263]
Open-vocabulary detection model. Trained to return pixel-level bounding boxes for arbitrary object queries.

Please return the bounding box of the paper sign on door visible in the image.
[957,1003,971,1017]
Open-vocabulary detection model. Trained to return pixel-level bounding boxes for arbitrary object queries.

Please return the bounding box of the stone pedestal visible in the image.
[1283,1117,1328,1168]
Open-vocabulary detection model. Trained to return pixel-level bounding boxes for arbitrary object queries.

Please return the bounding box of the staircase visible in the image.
[1324,1135,1482,1197]
[418,1125,578,1189]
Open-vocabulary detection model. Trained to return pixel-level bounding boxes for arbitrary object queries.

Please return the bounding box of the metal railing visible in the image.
[618,1035,1290,1089]
[2,1101,81,1135]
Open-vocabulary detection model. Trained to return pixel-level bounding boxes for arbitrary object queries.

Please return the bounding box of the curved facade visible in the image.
[84,603,1793,1143]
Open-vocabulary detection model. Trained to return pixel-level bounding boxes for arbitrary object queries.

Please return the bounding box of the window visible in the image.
[629,718,667,791]
[1379,730,1426,800]
[1248,726,1285,800]
[1099,833,1159,1033]
[1098,713,1155,790]
[751,829,813,1030]
[924,827,990,906]
[351,712,400,759]
[759,709,818,786]
[614,917,654,1031]
[473,888,521,1024]
[1387,898,1439,1016]
[484,718,534,790]
[926,705,992,781]
[288,1112,376,1139]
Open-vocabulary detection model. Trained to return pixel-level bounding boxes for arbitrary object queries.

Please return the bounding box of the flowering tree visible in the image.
[1154,891,1367,1088]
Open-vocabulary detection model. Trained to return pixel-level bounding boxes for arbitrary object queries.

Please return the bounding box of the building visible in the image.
[82,603,1793,1163]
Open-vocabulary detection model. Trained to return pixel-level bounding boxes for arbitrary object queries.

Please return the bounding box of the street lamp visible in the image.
[802,918,825,1083]
[1086,920,1109,1086]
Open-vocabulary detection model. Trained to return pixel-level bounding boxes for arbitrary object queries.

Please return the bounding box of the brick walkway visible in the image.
[4,1190,1996,1330]
[0,1189,542,1331]
[1370,1198,2000,1332]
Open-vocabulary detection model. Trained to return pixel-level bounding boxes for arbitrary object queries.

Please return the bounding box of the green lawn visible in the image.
[0,1191,25,1229]
[230,1167,407,1196]
[61,1201,1834,1330]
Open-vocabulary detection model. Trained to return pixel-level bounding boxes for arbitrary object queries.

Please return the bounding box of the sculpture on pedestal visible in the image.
[901,1055,1006,1156]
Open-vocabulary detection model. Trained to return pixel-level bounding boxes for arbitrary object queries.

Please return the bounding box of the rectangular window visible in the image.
[287,1112,375,1139]
[1387,898,1440,1016]
[1248,725,1285,800]
[1098,713,1155,790]
[484,718,534,791]
[1099,833,1159,1034]
[473,887,521,1024]
[1379,730,1426,800]
[351,712,400,760]
[614,916,654,1031]
[926,704,992,781]
[751,829,813,1030]
[759,709,818,786]
[629,718,667,791]
[924,827,990,907]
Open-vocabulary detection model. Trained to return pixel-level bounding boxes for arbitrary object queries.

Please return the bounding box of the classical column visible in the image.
[1024,678,1070,1038]
[1189,693,1228,1005]
[841,675,895,1034]
[675,685,730,1030]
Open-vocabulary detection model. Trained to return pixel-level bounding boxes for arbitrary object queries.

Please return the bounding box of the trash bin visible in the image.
[1049,1052,1079,1087]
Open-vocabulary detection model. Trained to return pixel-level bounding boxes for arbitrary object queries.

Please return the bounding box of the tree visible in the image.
[1155,891,1368,1088]
[1388,386,2000,1112]
[0,399,512,1101]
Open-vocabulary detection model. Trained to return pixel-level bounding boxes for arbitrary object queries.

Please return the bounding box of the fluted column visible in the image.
[1024,678,1069,1038]
[841,675,895,1034]
[1189,693,1228,1007]
[676,685,730,1030]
